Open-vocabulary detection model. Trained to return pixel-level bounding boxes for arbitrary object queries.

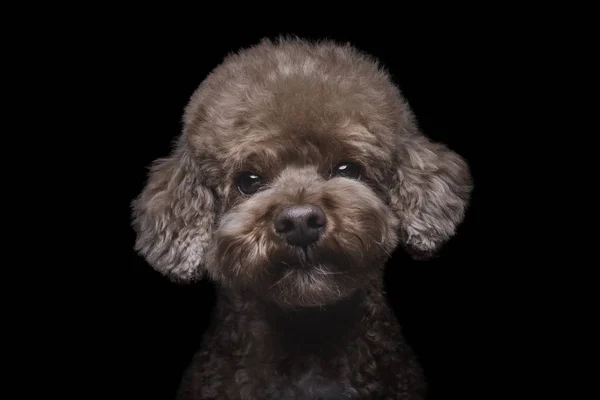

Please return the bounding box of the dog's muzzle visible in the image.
[274,204,327,247]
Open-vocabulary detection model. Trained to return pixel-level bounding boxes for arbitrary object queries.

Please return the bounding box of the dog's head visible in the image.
[131,38,472,307]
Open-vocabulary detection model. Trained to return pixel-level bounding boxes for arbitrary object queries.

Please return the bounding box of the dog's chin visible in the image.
[217,243,386,308]
[258,264,361,308]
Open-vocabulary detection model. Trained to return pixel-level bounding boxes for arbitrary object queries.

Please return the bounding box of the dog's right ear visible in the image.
[131,138,215,282]
[389,109,473,260]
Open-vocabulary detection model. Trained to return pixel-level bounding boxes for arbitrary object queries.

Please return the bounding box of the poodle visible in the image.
[131,37,473,399]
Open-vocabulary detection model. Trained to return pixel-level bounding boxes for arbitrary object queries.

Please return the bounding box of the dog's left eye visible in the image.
[237,172,263,195]
[331,162,362,179]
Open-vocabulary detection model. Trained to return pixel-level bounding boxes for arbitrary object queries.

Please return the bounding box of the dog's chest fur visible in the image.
[290,364,359,399]
[177,290,426,399]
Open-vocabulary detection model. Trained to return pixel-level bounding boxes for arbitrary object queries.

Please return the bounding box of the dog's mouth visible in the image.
[258,242,365,304]
[274,245,319,269]
[212,217,391,308]
[270,241,356,273]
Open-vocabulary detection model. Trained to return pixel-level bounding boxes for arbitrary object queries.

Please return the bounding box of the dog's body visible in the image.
[177,286,425,399]
[132,37,472,399]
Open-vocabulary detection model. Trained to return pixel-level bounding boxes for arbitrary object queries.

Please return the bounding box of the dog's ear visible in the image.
[131,138,215,282]
[390,119,473,259]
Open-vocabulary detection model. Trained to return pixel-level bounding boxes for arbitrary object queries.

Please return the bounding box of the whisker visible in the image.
[267,269,294,291]
[359,231,393,258]
[235,246,245,277]
[314,267,348,276]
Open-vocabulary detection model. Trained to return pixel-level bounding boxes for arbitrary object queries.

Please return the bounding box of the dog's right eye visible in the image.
[236,172,263,195]
[331,162,362,180]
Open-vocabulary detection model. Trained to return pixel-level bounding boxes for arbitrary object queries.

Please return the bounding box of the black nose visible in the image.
[274,204,327,247]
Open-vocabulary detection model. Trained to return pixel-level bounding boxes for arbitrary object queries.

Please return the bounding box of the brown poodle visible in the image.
[131,36,472,399]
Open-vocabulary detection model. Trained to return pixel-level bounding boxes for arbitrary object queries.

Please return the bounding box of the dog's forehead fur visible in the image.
[181,38,410,182]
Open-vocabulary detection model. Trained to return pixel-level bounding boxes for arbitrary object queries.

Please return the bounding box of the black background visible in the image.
[93,14,528,400]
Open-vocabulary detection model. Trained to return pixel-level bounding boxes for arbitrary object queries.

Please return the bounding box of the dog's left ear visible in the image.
[131,136,215,282]
[390,121,473,259]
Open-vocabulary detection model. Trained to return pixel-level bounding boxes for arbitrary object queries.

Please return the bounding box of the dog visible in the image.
[131,36,472,399]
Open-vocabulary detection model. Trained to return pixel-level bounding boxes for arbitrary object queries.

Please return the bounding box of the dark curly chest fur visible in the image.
[177,289,426,399]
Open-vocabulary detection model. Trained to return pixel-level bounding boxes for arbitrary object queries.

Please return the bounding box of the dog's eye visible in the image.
[237,172,263,195]
[331,162,362,179]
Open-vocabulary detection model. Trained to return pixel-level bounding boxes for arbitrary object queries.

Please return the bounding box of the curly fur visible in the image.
[131,36,472,399]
